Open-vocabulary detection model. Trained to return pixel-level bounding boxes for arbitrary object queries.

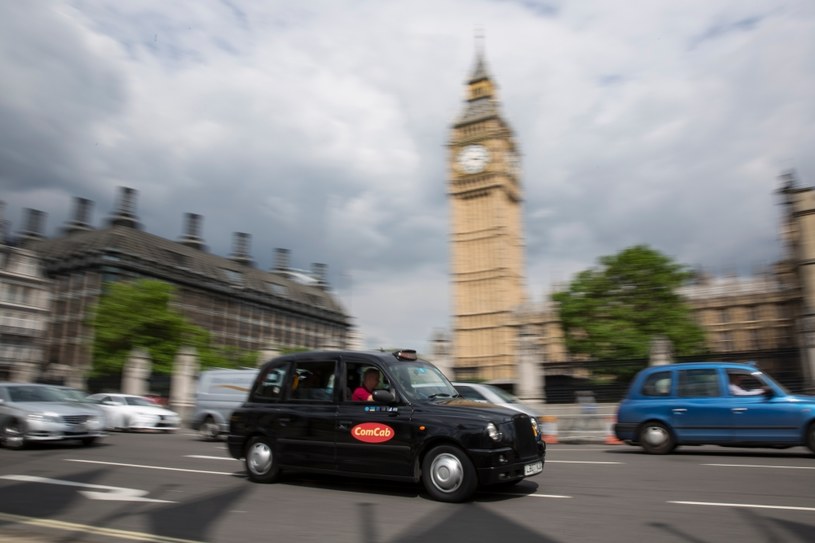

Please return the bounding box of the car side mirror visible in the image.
[762,386,775,398]
[102,400,116,406]
[372,390,396,404]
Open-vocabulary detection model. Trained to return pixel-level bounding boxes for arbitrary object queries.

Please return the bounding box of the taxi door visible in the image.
[273,358,338,470]
[335,359,415,478]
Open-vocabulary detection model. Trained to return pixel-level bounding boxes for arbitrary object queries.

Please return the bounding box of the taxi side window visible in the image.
[342,361,390,402]
[641,371,672,397]
[253,363,287,402]
[678,368,720,398]
[285,360,337,402]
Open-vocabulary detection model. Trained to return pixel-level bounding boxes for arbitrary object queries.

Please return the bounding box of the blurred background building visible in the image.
[4,187,352,387]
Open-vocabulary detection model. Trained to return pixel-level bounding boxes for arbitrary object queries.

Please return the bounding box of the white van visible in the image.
[190,368,258,440]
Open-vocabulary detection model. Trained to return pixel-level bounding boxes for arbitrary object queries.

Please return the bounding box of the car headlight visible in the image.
[28,412,61,423]
[486,422,503,442]
[530,417,539,437]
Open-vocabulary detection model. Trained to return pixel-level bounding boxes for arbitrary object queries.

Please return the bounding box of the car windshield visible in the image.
[55,388,91,402]
[754,370,790,394]
[484,385,520,403]
[125,396,156,406]
[391,361,458,402]
[7,385,65,403]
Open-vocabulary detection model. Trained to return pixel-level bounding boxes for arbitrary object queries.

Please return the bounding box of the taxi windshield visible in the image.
[391,361,458,402]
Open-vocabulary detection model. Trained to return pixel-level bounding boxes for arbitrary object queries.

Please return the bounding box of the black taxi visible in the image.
[227,349,546,502]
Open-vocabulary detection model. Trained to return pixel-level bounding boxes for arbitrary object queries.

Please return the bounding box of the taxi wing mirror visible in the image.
[372,390,396,404]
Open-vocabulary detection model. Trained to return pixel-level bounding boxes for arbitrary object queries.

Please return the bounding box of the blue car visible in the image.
[614,362,815,454]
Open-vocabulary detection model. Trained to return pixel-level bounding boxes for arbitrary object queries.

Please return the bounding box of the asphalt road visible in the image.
[1,430,814,543]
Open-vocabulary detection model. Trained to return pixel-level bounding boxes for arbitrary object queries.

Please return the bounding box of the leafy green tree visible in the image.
[553,245,706,362]
[89,279,249,376]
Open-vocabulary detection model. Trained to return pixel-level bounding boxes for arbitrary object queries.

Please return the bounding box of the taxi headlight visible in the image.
[530,417,539,436]
[486,422,503,442]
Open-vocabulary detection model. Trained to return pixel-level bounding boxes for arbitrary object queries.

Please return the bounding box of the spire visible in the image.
[469,29,490,83]
[454,34,500,128]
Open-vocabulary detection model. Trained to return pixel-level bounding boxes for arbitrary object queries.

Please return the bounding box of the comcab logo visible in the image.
[351,422,395,443]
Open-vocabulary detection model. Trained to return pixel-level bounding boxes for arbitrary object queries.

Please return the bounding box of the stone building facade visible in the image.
[15,187,352,387]
[0,204,52,382]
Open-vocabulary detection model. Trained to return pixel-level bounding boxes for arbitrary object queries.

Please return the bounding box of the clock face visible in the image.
[457,144,490,174]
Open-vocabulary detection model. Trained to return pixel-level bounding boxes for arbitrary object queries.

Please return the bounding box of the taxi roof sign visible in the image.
[393,349,417,361]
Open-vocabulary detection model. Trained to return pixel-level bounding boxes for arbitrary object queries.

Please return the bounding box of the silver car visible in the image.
[0,383,106,450]
[453,382,544,423]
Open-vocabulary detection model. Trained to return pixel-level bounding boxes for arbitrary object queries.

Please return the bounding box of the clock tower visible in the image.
[448,47,527,381]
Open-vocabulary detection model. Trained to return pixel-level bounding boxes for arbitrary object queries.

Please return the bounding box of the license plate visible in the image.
[524,461,542,476]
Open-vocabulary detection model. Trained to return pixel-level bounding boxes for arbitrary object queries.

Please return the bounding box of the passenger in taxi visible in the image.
[352,368,380,402]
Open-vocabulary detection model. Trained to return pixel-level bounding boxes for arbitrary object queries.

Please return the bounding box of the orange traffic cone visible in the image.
[604,416,623,445]
[541,415,559,444]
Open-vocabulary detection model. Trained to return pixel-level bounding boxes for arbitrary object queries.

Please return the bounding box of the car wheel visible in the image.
[2,420,26,450]
[199,417,220,441]
[806,422,815,455]
[81,437,98,446]
[421,445,477,503]
[245,436,280,483]
[638,421,676,454]
[121,416,133,432]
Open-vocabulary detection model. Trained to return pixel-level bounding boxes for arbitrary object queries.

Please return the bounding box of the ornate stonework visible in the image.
[448,49,527,381]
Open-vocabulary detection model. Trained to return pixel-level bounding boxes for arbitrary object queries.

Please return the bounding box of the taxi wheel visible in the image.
[638,421,676,454]
[421,445,477,503]
[806,422,815,454]
[81,437,98,447]
[245,436,280,483]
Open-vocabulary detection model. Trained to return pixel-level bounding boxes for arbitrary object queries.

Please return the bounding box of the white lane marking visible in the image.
[670,501,815,512]
[548,460,623,464]
[705,463,815,470]
[66,459,234,475]
[0,475,174,503]
[185,455,237,460]
[0,511,204,543]
[506,493,572,499]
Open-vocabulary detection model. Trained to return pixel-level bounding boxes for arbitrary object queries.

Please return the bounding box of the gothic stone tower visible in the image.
[448,48,527,381]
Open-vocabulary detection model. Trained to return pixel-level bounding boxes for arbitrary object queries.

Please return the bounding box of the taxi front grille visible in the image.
[512,415,539,458]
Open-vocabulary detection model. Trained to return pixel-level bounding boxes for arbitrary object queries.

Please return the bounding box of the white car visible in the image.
[87,393,180,432]
[453,382,543,422]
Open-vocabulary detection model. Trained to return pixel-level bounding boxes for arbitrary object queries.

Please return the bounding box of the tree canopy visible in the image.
[89,279,253,376]
[552,245,706,361]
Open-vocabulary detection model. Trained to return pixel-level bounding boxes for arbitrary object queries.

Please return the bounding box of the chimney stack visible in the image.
[178,213,206,251]
[108,186,142,229]
[63,197,94,235]
[229,232,253,267]
[19,208,47,245]
[274,248,290,272]
[311,263,328,288]
[0,201,8,245]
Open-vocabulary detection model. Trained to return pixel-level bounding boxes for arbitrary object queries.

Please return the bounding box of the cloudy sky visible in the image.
[2,1,814,353]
